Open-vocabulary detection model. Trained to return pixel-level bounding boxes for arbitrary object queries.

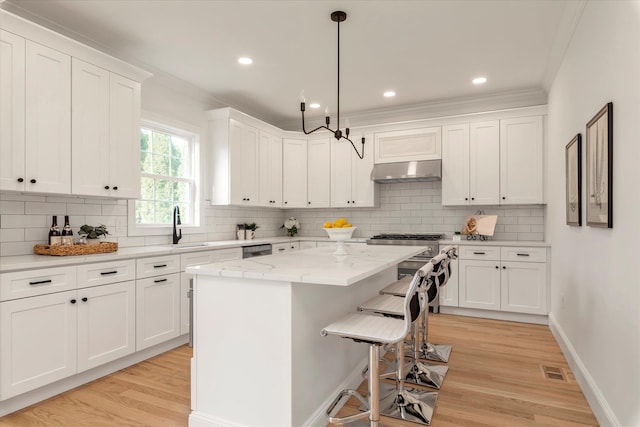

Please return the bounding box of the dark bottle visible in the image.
[61,215,73,245]
[49,216,62,246]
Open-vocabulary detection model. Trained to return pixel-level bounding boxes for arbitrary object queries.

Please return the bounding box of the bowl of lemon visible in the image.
[323,218,356,255]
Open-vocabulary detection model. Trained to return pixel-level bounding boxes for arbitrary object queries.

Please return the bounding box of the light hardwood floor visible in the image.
[0,314,598,426]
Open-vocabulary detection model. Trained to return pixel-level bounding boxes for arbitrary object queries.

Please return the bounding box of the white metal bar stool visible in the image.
[321,263,437,427]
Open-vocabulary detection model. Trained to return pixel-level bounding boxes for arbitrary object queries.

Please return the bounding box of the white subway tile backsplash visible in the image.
[0,193,46,202]
[2,215,47,228]
[0,229,24,242]
[0,201,24,215]
[25,202,67,215]
[24,228,48,243]
[67,204,103,215]
[101,204,127,216]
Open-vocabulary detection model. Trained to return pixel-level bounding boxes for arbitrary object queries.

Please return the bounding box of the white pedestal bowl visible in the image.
[324,226,356,255]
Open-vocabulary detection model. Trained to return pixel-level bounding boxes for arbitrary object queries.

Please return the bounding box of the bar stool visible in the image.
[322,263,437,427]
[359,261,448,391]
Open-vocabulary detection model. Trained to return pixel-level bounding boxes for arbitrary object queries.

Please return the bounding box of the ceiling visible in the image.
[1,0,583,129]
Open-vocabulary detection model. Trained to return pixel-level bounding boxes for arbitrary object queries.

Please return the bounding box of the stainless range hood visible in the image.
[370,159,441,183]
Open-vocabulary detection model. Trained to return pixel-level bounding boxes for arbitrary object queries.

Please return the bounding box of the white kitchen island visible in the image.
[186,244,426,427]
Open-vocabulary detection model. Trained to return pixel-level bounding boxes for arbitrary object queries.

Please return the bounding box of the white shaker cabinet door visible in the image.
[458,259,501,310]
[0,30,26,192]
[258,132,283,207]
[109,73,141,198]
[441,124,470,206]
[25,41,71,194]
[229,120,259,205]
[282,138,308,208]
[500,261,547,315]
[0,290,77,399]
[136,273,181,351]
[469,121,500,205]
[72,59,110,197]
[77,281,136,372]
[439,249,459,307]
[330,137,352,208]
[307,137,331,208]
[351,132,376,207]
[500,116,544,204]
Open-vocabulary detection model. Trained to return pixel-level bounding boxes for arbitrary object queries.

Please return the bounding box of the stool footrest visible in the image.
[327,389,369,425]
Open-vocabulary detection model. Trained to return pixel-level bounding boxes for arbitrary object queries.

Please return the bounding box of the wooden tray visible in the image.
[34,242,118,256]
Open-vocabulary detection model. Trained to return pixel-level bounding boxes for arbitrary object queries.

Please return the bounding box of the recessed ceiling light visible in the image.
[472,77,487,85]
[309,103,320,109]
[383,91,396,98]
[238,57,253,65]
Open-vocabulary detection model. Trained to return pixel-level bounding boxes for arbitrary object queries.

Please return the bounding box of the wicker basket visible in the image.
[34,242,118,256]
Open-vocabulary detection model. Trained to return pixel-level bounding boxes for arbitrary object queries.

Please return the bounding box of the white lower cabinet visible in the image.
[299,241,317,250]
[456,245,548,315]
[77,281,136,372]
[136,273,181,351]
[272,241,299,254]
[439,249,459,307]
[0,290,77,399]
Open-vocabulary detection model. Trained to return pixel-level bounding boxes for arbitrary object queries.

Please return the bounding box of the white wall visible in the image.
[546,2,640,426]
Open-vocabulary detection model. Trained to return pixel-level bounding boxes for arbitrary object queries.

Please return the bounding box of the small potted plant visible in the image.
[282,217,299,238]
[244,222,259,240]
[78,224,110,244]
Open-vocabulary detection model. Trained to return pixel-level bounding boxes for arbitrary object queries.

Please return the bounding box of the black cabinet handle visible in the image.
[464,197,468,201]
[278,248,285,251]
[82,297,88,302]
[495,266,499,269]
[100,271,118,275]
[502,196,506,200]
[347,201,351,204]
[29,279,52,285]
[70,299,77,304]
[104,185,110,190]
[153,264,167,268]
[154,278,168,283]
[247,198,250,201]
[284,201,288,204]
[352,200,355,204]
[473,252,485,255]
[30,179,36,184]
[516,253,530,257]
[471,197,475,200]
[503,266,506,269]
[308,201,311,205]
[113,186,118,190]
[17,178,24,182]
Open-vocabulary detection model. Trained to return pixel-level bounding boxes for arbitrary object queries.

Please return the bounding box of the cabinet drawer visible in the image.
[272,242,299,253]
[136,255,180,279]
[458,245,501,261]
[180,248,241,270]
[501,247,547,263]
[299,241,317,250]
[77,260,136,288]
[0,266,77,301]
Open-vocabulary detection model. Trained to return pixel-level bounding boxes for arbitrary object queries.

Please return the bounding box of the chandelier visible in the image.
[299,11,365,159]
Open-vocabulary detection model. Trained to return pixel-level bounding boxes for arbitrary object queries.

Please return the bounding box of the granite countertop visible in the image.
[186,244,427,286]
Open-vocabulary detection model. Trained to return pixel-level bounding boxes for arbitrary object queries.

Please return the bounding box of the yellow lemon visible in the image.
[323,222,333,228]
[336,218,348,226]
[333,222,343,228]
[344,223,352,228]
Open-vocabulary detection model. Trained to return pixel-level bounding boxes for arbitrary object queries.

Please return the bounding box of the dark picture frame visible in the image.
[585,102,613,228]
[565,134,582,226]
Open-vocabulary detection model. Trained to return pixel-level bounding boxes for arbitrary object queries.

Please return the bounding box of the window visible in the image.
[129,119,201,234]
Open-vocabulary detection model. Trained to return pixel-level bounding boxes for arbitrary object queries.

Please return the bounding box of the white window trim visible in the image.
[128,111,206,237]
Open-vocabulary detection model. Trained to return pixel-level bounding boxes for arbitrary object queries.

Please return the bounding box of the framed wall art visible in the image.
[585,102,613,228]
[565,133,582,226]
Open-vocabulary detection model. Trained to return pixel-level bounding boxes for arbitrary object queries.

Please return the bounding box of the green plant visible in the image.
[244,222,260,231]
[78,224,110,239]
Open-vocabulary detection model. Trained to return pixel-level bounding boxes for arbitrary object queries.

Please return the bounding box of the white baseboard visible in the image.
[548,313,620,427]
[0,335,188,417]
[189,411,251,427]
[301,356,369,427]
[439,306,548,325]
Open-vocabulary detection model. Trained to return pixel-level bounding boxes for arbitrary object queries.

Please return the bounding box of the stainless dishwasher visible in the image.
[242,243,272,258]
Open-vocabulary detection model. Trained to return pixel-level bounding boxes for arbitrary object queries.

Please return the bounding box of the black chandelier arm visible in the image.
[301,109,331,135]
[344,135,365,160]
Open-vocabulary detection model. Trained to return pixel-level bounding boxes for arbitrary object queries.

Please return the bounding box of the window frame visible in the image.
[127,113,205,238]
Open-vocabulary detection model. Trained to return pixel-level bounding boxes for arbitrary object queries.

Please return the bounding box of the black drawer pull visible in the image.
[473,252,486,255]
[278,248,285,251]
[82,297,88,302]
[29,279,52,285]
[153,264,167,268]
[516,253,530,257]
[154,278,168,283]
[100,270,118,275]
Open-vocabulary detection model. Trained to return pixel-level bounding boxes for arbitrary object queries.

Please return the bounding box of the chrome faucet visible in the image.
[173,206,182,244]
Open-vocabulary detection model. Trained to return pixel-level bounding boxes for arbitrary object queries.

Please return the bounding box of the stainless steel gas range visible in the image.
[366,233,443,311]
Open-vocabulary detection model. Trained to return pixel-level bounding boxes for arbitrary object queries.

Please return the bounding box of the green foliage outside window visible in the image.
[136,127,194,225]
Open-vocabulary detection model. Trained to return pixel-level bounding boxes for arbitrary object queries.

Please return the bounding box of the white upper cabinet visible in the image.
[25,41,72,194]
[442,116,543,206]
[500,116,544,204]
[331,133,377,208]
[282,138,308,208]
[0,30,26,192]
[374,126,441,164]
[470,121,500,205]
[307,137,331,208]
[258,131,283,207]
[72,60,141,198]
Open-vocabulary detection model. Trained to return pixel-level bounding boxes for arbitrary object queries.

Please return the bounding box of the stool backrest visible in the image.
[405,262,434,326]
